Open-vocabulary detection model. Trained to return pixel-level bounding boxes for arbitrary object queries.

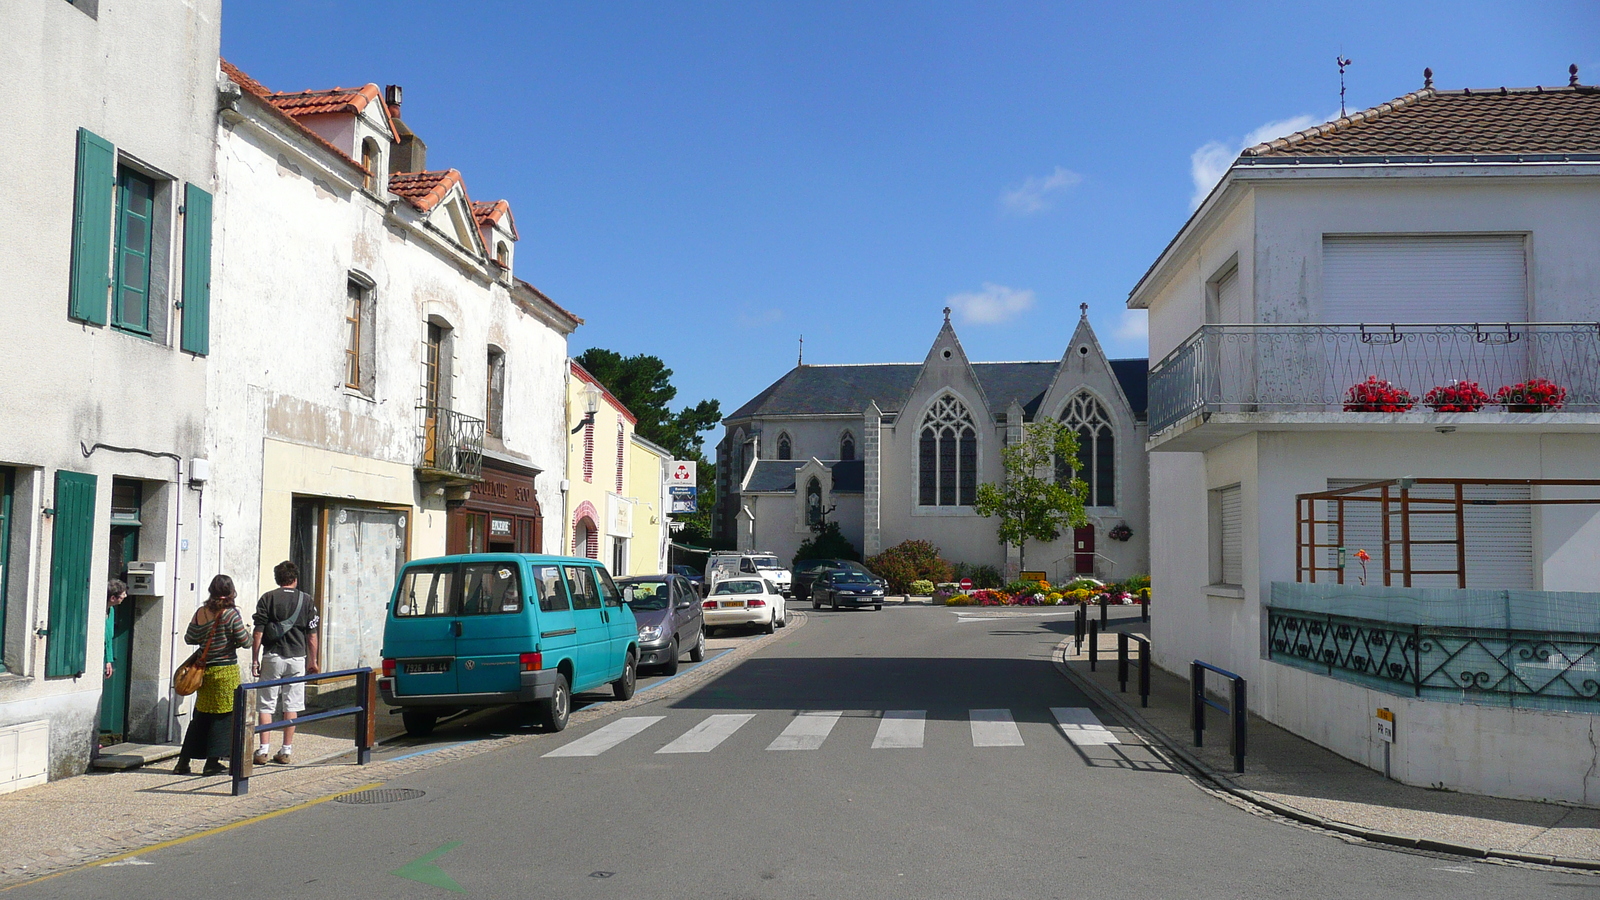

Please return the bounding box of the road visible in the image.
[17,604,1600,899]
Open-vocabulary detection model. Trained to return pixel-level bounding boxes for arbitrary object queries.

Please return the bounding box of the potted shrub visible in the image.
[1344,376,1416,412]
[1107,522,1133,542]
[1422,380,1490,412]
[1496,378,1567,412]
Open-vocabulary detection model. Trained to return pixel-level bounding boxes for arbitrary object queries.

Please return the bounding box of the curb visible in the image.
[1049,635,1599,872]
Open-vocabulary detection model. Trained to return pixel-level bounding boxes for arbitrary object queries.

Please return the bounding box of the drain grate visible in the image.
[335,787,425,805]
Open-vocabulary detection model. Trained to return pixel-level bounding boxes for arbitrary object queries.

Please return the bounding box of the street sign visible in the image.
[1020,571,1047,583]
[670,485,698,514]
[1375,707,1394,743]
[670,460,697,487]
[959,578,973,590]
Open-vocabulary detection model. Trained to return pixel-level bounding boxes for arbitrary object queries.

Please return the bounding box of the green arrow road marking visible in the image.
[392,841,466,893]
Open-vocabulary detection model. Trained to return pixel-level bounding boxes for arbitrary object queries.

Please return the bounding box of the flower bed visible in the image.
[1423,380,1490,412]
[1496,378,1566,412]
[1344,377,1416,412]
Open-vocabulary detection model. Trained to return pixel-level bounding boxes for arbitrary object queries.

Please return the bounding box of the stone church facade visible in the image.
[714,308,1149,582]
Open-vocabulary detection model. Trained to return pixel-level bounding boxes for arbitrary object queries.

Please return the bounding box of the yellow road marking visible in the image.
[1,781,383,893]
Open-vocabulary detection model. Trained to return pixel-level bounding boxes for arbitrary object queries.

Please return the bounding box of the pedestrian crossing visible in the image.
[541,707,1122,758]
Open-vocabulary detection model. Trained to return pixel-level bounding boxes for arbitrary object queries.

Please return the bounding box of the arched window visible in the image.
[495,241,511,268]
[839,432,855,461]
[361,138,382,192]
[918,395,977,507]
[806,477,823,526]
[1058,392,1115,507]
[776,433,792,460]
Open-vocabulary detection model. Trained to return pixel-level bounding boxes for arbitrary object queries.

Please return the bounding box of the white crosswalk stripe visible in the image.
[1052,707,1120,746]
[969,708,1025,747]
[657,713,756,754]
[767,711,844,751]
[872,710,926,749]
[543,716,663,757]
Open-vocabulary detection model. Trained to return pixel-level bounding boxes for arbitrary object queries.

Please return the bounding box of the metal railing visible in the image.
[1117,632,1151,707]
[1191,660,1246,773]
[1148,322,1600,434]
[1268,607,1600,713]
[415,404,485,482]
[229,667,376,796]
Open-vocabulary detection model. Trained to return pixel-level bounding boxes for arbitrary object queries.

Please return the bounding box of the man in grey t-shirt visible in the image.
[251,561,320,765]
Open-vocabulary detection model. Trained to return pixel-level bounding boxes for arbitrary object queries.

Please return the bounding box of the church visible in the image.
[713,307,1150,583]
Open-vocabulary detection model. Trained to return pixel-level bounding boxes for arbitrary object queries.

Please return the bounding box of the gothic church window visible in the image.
[839,432,855,461]
[1057,392,1115,507]
[777,433,792,460]
[806,477,822,526]
[918,395,976,507]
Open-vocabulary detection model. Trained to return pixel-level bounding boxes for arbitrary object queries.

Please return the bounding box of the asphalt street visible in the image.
[18,605,1600,899]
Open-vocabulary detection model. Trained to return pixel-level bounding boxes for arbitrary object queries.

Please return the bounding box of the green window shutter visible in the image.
[45,471,97,678]
[180,183,213,355]
[69,128,115,325]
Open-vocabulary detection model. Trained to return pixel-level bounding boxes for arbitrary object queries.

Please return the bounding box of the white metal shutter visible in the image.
[1218,485,1243,585]
[1215,267,1243,324]
[1322,235,1527,323]
[1326,480,1532,589]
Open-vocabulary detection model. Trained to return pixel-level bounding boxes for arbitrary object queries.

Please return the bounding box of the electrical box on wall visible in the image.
[126,561,167,597]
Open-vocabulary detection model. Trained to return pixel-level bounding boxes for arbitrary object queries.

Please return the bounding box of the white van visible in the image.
[705,552,792,597]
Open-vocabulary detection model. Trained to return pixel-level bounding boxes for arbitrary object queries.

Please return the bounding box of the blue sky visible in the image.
[223,1,1595,431]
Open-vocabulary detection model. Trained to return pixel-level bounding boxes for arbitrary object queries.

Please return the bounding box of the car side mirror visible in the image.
[676,600,693,609]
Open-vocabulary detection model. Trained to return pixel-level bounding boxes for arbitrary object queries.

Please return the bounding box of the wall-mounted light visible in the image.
[570,383,602,434]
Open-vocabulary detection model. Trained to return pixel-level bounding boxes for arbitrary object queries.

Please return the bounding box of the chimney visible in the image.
[384,84,402,119]
[384,84,427,174]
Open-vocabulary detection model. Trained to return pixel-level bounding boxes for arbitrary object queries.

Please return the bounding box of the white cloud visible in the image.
[1189,114,1324,209]
[947,283,1035,325]
[1113,309,1148,345]
[1000,166,1084,215]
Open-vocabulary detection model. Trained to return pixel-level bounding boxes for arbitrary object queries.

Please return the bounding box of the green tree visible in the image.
[973,420,1088,573]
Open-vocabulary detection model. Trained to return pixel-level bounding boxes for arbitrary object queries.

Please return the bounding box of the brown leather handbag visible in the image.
[172,614,219,696]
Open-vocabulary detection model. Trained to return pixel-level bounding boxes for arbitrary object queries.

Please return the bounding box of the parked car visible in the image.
[705,551,792,596]
[380,554,639,736]
[670,564,706,596]
[617,574,705,675]
[794,559,885,600]
[812,569,887,611]
[702,576,788,634]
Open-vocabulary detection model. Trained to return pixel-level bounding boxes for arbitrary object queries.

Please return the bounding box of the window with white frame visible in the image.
[1056,392,1115,507]
[918,395,977,507]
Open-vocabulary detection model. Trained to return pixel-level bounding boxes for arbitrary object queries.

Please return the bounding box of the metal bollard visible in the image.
[1231,677,1247,774]
[1138,639,1150,708]
[1117,631,1129,693]
[1191,661,1205,748]
[1099,595,1108,626]
[1073,604,1086,654]
[1141,592,1149,623]
[1088,618,1099,671]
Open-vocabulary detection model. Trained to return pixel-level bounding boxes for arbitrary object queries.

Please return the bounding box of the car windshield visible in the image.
[833,573,874,585]
[713,580,764,595]
[797,560,831,574]
[620,581,670,611]
[752,557,780,569]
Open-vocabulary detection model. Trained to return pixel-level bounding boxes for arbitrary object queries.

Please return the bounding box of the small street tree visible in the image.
[974,420,1088,573]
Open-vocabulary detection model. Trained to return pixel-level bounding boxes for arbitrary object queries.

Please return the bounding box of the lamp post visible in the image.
[571,383,602,434]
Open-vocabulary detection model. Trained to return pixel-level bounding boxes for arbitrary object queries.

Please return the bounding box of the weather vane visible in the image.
[1337,56,1353,117]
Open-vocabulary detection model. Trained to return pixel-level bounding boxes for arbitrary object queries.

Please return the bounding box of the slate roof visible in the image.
[1242,83,1600,160]
[728,360,1148,421]
[743,459,864,494]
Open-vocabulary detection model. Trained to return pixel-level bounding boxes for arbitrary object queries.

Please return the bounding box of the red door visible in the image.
[1074,526,1096,575]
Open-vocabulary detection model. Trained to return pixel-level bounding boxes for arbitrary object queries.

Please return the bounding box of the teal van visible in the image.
[379,554,638,735]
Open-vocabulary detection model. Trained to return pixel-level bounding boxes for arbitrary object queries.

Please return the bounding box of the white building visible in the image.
[715,309,1148,581]
[209,62,579,675]
[0,0,221,788]
[1134,71,1600,802]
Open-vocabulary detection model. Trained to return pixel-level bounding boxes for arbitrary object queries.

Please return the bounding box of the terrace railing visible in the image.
[415,405,485,483]
[1148,322,1600,435]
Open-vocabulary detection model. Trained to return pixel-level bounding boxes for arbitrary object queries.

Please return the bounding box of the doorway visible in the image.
[100,479,140,742]
[1073,525,1096,576]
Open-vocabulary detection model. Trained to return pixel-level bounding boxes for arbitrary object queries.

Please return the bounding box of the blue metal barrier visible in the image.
[229,667,376,796]
[1191,660,1246,773]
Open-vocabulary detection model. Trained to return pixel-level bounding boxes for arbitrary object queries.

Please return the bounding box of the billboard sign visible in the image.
[669,460,697,487]
[670,485,698,514]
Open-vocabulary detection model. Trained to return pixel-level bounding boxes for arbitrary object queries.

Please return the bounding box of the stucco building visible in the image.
[564,360,671,576]
[0,0,221,787]
[1135,71,1600,802]
[715,310,1148,580]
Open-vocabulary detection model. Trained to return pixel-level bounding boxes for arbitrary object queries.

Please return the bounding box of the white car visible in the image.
[702,577,788,634]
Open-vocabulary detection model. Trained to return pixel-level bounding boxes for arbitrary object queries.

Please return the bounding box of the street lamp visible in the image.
[571,382,602,434]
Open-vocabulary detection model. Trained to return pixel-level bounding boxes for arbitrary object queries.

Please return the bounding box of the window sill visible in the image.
[911,505,978,517]
[1205,584,1246,600]
[342,388,376,404]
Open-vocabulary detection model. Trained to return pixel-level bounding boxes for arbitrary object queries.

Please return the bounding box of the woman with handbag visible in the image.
[174,575,251,776]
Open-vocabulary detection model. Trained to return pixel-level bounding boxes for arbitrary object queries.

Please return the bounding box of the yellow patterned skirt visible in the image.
[196,663,240,715]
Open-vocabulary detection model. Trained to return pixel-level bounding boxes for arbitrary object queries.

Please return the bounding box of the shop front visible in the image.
[448,458,543,555]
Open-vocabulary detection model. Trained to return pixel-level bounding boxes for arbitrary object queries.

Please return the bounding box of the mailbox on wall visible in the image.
[126,561,167,597]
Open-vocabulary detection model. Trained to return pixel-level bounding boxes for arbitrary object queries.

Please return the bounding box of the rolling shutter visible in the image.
[1217,485,1242,585]
[1322,235,1528,323]
[1214,267,1243,324]
[1326,479,1532,589]
[45,471,97,678]
[180,183,213,355]
[69,128,115,325]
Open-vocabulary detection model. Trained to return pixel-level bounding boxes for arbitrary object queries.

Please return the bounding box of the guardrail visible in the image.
[415,404,485,482]
[1118,632,1151,708]
[229,667,376,796]
[1191,660,1246,773]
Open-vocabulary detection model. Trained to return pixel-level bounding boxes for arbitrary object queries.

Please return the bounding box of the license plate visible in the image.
[721,601,746,608]
[404,660,450,675]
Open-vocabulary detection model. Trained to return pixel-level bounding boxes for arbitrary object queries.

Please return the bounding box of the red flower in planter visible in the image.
[1344,377,1417,413]
[1422,381,1490,412]
[1495,378,1566,412]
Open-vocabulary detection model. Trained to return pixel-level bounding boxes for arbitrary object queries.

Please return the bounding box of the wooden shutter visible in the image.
[1322,235,1527,323]
[46,471,97,678]
[1217,485,1242,585]
[69,129,115,325]
[180,183,213,354]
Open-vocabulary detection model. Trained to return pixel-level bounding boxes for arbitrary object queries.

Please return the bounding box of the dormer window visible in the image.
[360,138,383,193]
[496,241,511,269]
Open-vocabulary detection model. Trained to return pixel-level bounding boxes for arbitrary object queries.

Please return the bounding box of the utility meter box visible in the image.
[126,561,167,597]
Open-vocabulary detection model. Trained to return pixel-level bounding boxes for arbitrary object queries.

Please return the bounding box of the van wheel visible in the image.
[401,710,437,737]
[612,653,637,700]
[689,628,706,662]
[662,639,680,675]
[538,674,571,732]
[831,594,839,611]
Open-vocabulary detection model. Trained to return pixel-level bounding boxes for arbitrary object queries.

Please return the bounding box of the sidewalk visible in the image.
[1058,612,1600,869]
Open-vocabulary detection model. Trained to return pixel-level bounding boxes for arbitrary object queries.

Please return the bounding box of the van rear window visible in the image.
[395,567,457,617]
[395,563,523,617]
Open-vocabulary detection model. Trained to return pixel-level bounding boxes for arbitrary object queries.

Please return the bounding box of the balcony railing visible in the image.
[1148,323,1600,435]
[415,405,484,483]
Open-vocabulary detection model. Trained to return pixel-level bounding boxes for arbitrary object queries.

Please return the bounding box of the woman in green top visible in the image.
[175,575,252,776]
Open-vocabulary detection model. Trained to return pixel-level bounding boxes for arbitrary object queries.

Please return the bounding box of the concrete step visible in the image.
[91,743,181,770]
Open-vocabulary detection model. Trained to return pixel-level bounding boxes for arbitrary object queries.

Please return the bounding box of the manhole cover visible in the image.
[335,787,425,805]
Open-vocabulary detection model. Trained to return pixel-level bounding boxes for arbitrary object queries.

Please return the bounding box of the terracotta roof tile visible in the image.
[516,278,584,327]
[1244,84,1600,158]
[220,59,367,177]
[266,84,380,118]
[388,170,464,212]
[471,199,519,240]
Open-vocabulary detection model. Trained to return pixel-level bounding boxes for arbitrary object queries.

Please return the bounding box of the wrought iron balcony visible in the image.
[1148,323,1600,436]
[415,405,484,484]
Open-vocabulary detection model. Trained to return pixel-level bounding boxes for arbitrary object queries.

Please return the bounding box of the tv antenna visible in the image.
[1337,56,1353,117]
[798,334,803,366]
